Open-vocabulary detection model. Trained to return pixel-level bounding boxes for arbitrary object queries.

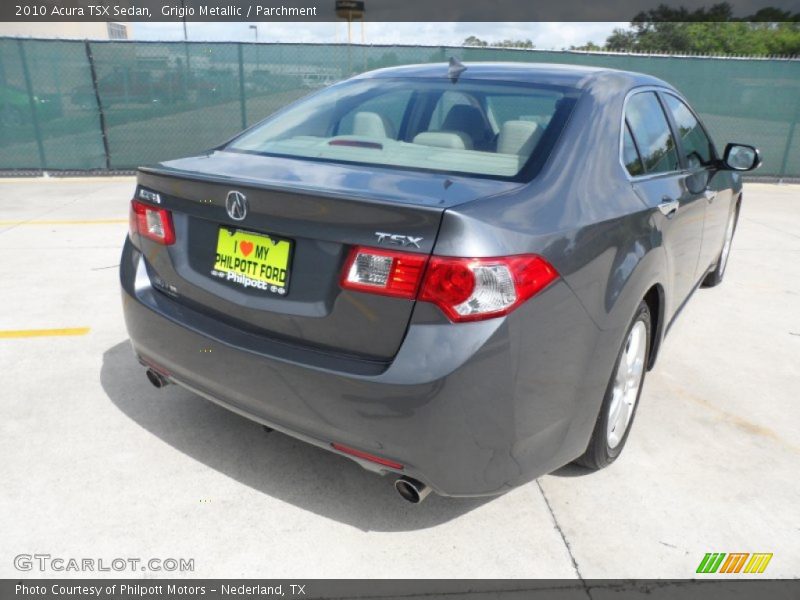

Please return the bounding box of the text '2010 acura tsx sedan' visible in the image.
[121,61,761,502]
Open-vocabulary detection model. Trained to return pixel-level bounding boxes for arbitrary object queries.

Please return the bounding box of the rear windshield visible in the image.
[227,77,579,180]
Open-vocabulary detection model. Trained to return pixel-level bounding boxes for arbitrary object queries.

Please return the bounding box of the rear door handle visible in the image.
[658,199,680,217]
[704,189,718,202]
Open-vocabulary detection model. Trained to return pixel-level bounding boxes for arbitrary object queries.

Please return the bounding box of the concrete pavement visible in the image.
[0,179,797,578]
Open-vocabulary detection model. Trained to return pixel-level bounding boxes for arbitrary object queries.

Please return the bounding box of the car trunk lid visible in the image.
[134,150,519,360]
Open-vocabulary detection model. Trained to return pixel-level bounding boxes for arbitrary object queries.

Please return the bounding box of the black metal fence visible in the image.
[1,38,799,177]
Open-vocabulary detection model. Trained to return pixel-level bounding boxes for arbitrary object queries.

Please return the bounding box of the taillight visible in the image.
[129,199,175,245]
[340,247,427,299]
[419,255,558,322]
[339,246,558,322]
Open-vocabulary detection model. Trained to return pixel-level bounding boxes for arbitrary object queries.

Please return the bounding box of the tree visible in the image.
[570,41,604,51]
[465,5,799,56]
[463,36,487,47]
[491,39,535,48]
[462,37,535,49]
[604,3,800,55]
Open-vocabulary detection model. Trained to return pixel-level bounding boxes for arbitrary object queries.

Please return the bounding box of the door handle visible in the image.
[658,199,680,217]
[704,189,718,202]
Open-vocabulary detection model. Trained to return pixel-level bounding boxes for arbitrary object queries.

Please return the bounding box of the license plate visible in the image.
[212,227,292,295]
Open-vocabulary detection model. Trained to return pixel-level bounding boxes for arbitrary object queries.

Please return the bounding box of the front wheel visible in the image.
[702,205,739,288]
[575,301,651,470]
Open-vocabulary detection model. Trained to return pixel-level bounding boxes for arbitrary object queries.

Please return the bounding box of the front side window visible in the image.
[662,94,715,168]
[227,78,579,180]
[624,91,679,175]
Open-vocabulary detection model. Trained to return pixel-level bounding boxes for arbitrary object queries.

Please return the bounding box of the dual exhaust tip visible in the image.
[145,368,432,503]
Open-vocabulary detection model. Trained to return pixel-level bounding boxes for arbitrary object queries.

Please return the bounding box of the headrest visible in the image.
[441,104,491,146]
[497,120,541,157]
[413,131,473,150]
[352,111,393,138]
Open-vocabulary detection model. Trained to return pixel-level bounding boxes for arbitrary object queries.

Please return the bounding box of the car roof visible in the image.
[354,61,671,91]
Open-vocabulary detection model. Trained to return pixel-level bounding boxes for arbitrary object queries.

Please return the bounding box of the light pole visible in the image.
[335,1,365,75]
[180,0,188,42]
[249,25,259,71]
[180,0,190,90]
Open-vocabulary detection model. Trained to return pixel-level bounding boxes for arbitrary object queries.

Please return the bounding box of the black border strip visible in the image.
[3,579,799,599]
[2,0,800,22]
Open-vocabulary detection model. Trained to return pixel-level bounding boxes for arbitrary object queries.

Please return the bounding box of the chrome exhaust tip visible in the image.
[394,476,431,504]
[145,368,169,389]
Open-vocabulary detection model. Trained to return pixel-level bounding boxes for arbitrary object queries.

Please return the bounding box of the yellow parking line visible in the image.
[0,219,126,226]
[0,327,90,339]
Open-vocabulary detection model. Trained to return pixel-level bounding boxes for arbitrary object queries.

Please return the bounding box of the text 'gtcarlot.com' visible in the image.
[14,554,194,573]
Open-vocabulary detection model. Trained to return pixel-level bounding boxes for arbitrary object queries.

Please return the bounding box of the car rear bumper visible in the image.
[121,238,607,496]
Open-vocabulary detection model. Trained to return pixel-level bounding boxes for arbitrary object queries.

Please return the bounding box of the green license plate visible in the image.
[212,227,292,296]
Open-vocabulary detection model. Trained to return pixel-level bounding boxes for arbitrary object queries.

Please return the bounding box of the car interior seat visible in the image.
[412,131,473,150]
[497,120,542,158]
[351,111,395,139]
[440,105,494,150]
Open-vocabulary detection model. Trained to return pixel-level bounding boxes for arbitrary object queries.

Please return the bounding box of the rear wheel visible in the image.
[575,301,651,470]
[702,204,739,288]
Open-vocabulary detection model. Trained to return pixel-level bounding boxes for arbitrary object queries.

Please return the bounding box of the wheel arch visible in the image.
[643,283,666,370]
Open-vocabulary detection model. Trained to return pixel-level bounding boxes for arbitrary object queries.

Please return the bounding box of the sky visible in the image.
[132,22,627,50]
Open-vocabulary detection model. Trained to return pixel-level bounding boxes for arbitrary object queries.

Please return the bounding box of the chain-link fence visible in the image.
[1,38,798,177]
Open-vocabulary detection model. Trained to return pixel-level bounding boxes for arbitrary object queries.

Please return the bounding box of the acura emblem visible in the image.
[225,190,248,221]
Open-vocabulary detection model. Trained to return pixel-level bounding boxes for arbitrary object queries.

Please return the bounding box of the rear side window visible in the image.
[662,94,715,168]
[622,123,645,177]
[624,92,679,175]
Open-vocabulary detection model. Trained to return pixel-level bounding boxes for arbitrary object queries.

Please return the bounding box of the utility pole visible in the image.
[180,0,190,76]
[335,1,365,75]
[249,25,259,70]
[181,1,188,42]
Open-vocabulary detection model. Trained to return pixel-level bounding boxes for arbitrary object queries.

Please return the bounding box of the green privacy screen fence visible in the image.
[1,38,798,177]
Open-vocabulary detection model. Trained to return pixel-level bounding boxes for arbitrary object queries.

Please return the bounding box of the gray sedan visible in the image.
[121,62,760,502]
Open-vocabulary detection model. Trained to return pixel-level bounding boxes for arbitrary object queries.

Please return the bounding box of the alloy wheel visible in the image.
[606,320,647,449]
[718,211,737,276]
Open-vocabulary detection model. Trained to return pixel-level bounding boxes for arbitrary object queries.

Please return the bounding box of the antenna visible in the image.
[448,57,467,83]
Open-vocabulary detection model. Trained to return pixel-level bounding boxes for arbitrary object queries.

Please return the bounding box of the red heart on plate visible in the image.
[239,241,254,257]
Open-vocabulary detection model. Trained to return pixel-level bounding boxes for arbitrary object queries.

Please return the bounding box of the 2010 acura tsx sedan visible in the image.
[121,62,761,502]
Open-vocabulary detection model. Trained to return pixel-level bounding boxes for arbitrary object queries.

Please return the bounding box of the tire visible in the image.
[575,301,651,470]
[702,203,739,288]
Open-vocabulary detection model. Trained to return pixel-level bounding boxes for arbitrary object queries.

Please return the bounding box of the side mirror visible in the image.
[722,143,762,171]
